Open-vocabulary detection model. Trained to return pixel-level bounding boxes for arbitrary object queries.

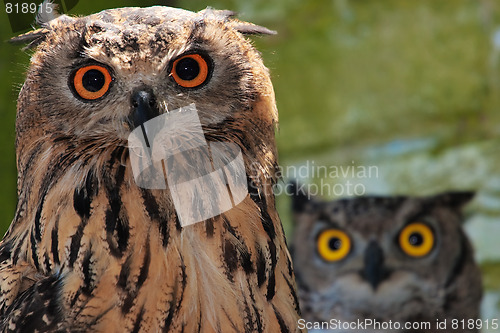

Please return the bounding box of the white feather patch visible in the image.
[36,0,60,26]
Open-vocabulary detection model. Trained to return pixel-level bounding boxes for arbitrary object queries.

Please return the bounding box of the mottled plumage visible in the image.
[1,7,301,332]
[290,184,482,332]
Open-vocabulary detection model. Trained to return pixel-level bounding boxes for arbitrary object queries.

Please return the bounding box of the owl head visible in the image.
[289,182,482,324]
[12,6,279,184]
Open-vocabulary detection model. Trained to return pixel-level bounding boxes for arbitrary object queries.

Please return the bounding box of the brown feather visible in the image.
[1,6,302,332]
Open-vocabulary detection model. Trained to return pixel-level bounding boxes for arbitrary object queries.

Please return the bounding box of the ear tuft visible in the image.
[204,8,276,35]
[436,191,475,209]
[216,9,237,20]
[36,0,60,26]
[9,1,60,50]
[233,22,277,36]
[9,29,50,50]
[289,180,311,213]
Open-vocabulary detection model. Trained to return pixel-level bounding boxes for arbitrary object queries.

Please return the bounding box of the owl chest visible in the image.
[29,195,265,332]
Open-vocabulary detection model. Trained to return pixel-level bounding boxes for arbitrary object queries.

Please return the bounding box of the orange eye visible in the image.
[399,223,435,258]
[171,54,209,88]
[72,64,112,100]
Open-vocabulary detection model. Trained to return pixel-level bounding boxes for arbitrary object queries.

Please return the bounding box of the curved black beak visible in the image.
[129,88,160,129]
[361,241,390,290]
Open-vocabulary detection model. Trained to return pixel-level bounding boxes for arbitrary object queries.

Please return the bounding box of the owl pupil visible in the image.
[82,69,105,92]
[409,233,423,246]
[176,57,200,81]
[328,237,342,251]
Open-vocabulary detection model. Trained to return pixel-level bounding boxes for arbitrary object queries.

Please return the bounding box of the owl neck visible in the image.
[7,136,299,331]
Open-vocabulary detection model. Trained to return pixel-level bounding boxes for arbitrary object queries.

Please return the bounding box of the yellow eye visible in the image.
[171,54,210,88]
[317,229,351,262]
[399,223,435,257]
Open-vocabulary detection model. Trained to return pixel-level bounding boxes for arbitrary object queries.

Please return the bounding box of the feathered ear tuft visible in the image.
[434,191,476,209]
[233,22,277,36]
[205,8,277,36]
[216,9,237,19]
[9,29,50,50]
[9,1,60,50]
[289,180,312,213]
[36,0,60,26]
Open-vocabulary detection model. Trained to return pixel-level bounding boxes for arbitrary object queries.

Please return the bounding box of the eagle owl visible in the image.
[0,6,301,332]
[290,184,482,332]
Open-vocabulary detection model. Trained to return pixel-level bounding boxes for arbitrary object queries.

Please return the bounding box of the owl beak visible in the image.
[129,88,160,129]
[361,241,390,290]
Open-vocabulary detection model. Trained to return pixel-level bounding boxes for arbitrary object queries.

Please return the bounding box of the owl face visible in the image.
[15,7,275,149]
[290,185,481,321]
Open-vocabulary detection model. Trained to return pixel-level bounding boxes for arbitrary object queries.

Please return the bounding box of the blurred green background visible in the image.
[1,0,500,327]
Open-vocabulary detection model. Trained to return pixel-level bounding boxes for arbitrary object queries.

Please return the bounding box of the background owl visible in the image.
[0,5,301,332]
[289,183,482,332]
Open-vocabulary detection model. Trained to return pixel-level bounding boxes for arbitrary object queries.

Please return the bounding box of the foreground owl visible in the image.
[289,183,482,332]
[0,6,301,332]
